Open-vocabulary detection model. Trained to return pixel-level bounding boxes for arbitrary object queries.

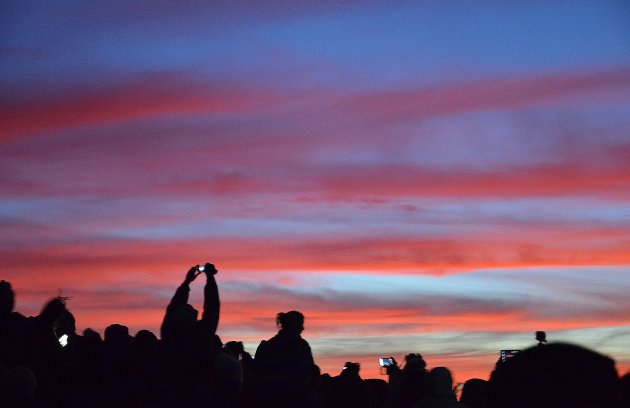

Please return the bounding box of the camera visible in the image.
[196,263,217,275]
[379,357,394,367]
[500,349,521,363]
[454,383,464,399]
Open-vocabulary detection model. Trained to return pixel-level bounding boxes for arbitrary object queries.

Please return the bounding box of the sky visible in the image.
[1,0,630,381]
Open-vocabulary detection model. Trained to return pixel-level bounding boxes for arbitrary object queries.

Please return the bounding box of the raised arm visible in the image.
[160,266,199,339]
[167,266,199,311]
[200,263,220,335]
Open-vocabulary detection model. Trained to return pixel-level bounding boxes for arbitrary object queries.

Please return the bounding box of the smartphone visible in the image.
[379,357,394,367]
[58,334,69,347]
[454,383,464,399]
[500,349,521,363]
[197,265,206,272]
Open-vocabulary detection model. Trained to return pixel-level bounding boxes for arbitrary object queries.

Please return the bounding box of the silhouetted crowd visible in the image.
[1,263,629,407]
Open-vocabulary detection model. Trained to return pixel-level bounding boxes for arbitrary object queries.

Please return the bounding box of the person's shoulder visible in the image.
[10,311,26,319]
[2,311,29,331]
[267,334,283,344]
[255,339,270,352]
[2,311,26,324]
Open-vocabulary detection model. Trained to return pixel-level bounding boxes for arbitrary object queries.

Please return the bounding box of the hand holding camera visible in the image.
[197,263,218,275]
[379,356,397,375]
[185,266,200,284]
[185,263,218,285]
[379,357,395,367]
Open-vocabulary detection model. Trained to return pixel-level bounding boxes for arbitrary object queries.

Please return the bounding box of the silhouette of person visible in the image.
[255,311,314,374]
[329,362,370,408]
[414,366,463,408]
[386,353,429,408]
[621,372,630,408]
[254,310,315,407]
[0,281,29,369]
[23,296,69,403]
[54,308,87,407]
[160,263,222,405]
[160,263,220,343]
[488,342,623,408]
[124,329,163,407]
[459,378,488,408]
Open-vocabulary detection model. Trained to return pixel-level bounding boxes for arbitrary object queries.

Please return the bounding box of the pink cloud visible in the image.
[336,68,630,125]
[0,72,296,142]
[4,67,628,146]
[2,212,629,287]
[304,160,630,200]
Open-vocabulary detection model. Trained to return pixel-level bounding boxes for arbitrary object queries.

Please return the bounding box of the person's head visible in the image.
[488,342,622,408]
[134,329,158,349]
[54,309,76,338]
[128,329,158,356]
[223,341,244,360]
[276,310,305,334]
[172,304,199,332]
[83,327,103,342]
[460,378,488,408]
[104,323,130,344]
[404,353,427,372]
[0,280,15,315]
[341,362,361,377]
[39,297,67,326]
[428,367,454,398]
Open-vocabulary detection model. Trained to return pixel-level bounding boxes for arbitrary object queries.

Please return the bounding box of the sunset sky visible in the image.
[2,0,630,380]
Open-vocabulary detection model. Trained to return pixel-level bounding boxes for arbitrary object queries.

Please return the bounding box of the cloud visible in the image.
[304,161,630,200]
[7,263,630,381]
[1,184,629,287]
[0,72,295,142]
[337,68,630,124]
[12,268,630,345]
[3,1,629,382]
[3,68,629,216]
[4,67,629,144]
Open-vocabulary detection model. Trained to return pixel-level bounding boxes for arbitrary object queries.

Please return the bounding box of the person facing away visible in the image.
[414,367,463,408]
[328,362,371,408]
[160,263,221,345]
[160,263,223,404]
[255,311,314,375]
[0,280,29,369]
[458,378,488,408]
[386,353,430,408]
[254,310,316,407]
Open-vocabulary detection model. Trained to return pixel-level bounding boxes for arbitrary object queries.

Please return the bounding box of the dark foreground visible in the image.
[2,266,629,407]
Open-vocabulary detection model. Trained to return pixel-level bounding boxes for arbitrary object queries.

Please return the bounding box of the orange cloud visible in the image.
[2,217,629,289]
